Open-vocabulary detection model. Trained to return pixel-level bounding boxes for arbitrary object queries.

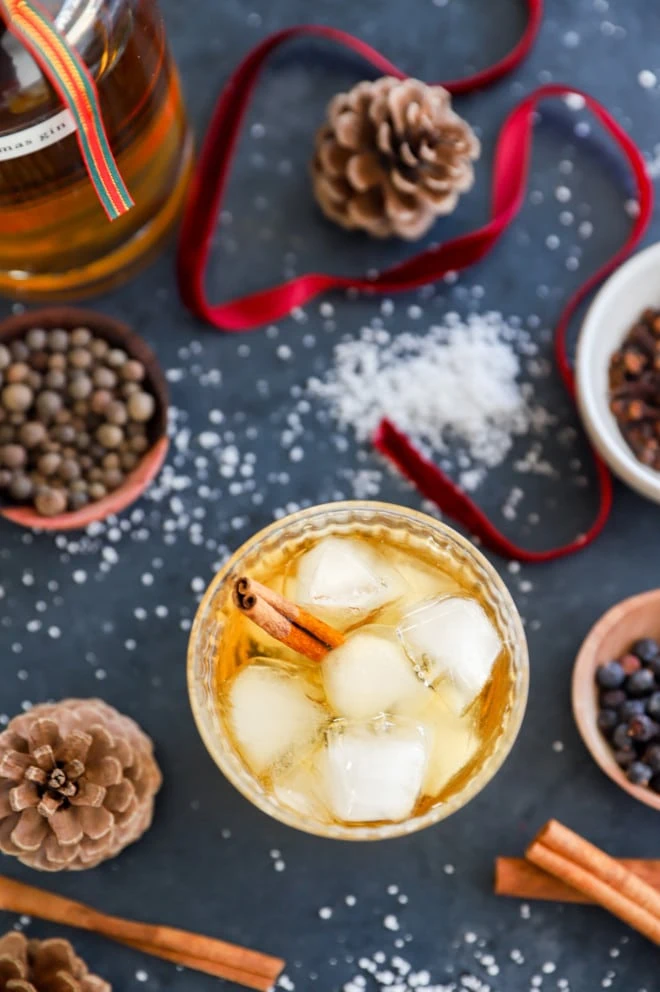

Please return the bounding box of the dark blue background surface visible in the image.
[1,1,660,989]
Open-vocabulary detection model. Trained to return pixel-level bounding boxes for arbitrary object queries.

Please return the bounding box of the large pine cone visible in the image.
[0,699,162,871]
[312,76,480,240]
[0,932,110,991]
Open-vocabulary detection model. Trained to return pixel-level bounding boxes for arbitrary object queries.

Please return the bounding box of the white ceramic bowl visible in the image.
[576,241,660,504]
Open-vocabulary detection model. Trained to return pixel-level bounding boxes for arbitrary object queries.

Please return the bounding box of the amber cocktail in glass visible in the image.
[188,502,528,840]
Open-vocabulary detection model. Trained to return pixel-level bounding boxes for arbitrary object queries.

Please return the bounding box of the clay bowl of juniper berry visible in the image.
[0,307,168,532]
[572,589,660,811]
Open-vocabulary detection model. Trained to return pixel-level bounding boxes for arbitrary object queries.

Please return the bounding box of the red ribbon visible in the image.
[177,0,654,562]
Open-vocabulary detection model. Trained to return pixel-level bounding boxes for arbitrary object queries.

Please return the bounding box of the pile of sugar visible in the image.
[307,312,546,482]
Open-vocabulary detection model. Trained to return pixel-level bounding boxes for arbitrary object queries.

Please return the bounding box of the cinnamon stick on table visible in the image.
[495,856,660,904]
[0,875,284,992]
[526,820,660,945]
[234,576,345,661]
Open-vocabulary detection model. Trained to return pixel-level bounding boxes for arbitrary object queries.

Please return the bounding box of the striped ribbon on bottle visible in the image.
[0,0,133,219]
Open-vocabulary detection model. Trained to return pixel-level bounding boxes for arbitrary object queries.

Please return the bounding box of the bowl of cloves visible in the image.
[0,307,168,531]
[576,240,660,504]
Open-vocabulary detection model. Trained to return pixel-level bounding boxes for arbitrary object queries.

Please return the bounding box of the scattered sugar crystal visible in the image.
[345,895,357,906]
[387,885,399,895]
[318,907,333,920]
[384,915,400,931]
[638,69,657,88]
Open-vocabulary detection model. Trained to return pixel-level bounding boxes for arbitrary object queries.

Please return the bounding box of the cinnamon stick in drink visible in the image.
[526,820,660,944]
[234,576,345,661]
[495,856,660,904]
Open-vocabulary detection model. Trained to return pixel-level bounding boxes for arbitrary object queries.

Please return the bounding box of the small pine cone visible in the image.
[0,931,110,991]
[311,76,480,240]
[0,699,162,871]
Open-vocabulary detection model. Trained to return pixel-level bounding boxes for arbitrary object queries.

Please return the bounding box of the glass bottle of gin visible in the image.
[0,0,193,300]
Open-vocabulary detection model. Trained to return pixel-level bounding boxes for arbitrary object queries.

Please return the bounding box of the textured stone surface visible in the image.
[2,0,660,988]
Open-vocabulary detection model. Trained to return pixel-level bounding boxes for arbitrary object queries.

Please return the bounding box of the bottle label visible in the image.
[0,109,77,162]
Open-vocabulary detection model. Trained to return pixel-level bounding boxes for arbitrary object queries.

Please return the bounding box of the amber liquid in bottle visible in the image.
[0,0,193,300]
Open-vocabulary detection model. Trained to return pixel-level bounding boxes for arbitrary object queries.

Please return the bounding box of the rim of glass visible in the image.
[187,500,529,841]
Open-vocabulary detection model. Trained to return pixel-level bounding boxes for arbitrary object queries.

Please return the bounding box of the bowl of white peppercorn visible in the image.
[0,307,169,531]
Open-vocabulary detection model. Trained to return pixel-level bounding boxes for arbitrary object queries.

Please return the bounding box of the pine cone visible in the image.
[0,932,110,991]
[0,699,162,871]
[311,76,480,240]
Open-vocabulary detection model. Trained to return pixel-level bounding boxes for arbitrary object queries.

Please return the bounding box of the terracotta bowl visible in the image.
[0,307,169,532]
[572,589,660,811]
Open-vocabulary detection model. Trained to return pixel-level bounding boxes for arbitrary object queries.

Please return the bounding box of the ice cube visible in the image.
[228,664,326,775]
[272,759,328,821]
[410,692,479,796]
[294,537,404,628]
[323,628,426,720]
[397,596,501,712]
[320,717,428,823]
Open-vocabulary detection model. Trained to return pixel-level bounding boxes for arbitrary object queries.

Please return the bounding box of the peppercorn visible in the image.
[614,749,635,769]
[107,348,127,368]
[121,359,145,382]
[35,390,61,420]
[25,327,47,350]
[37,453,61,477]
[68,491,89,511]
[619,699,646,721]
[88,482,107,501]
[26,371,42,392]
[93,367,117,389]
[103,468,124,490]
[596,660,626,689]
[90,389,112,414]
[9,474,33,501]
[30,351,49,372]
[44,369,66,391]
[127,391,155,422]
[96,424,123,449]
[48,353,67,371]
[68,375,92,401]
[2,383,32,412]
[627,762,653,786]
[0,345,10,370]
[633,638,660,663]
[90,338,109,359]
[626,668,656,696]
[597,709,618,735]
[70,327,92,347]
[643,743,660,773]
[34,486,67,516]
[105,400,128,426]
[6,363,29,384]
[0,444,26,469]
[58,458,80,482]
[48,329,69,352]
[69,348,93,370]
[627,714,659,742]
[120,451,139,471]
[10,341,29,362]
[646,692,660,720]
